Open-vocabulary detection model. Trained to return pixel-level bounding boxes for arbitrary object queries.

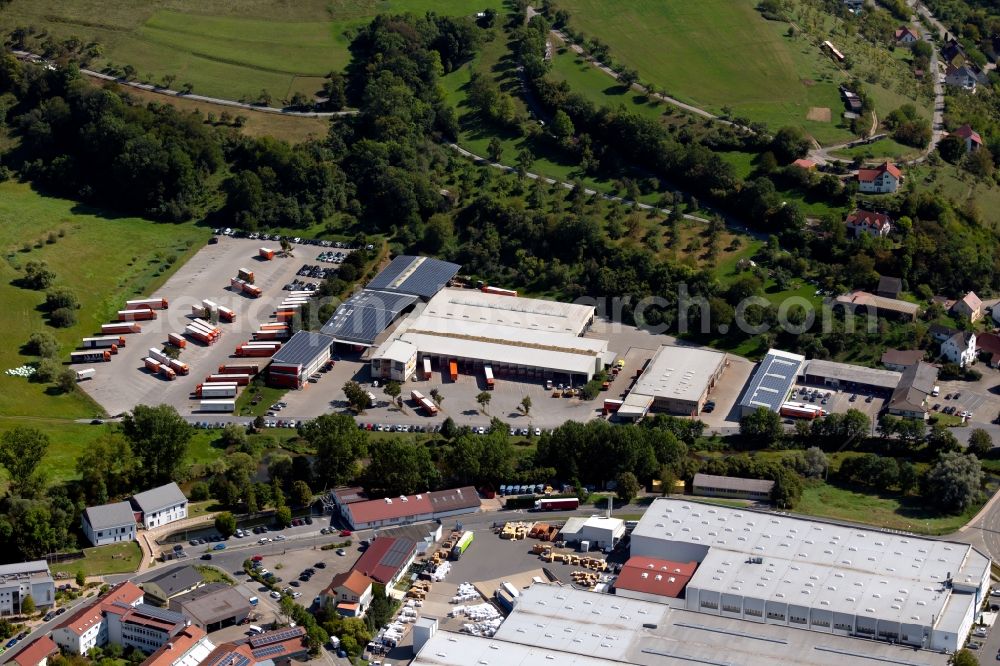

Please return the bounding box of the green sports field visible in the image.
[557,0,857,144]
[0,0,505,102]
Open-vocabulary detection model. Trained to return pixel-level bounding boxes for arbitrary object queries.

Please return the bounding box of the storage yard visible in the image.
[77,237,313,416]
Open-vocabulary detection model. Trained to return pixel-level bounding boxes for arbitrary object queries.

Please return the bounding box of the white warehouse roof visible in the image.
[419,288,596,338]
[630,345,727,403]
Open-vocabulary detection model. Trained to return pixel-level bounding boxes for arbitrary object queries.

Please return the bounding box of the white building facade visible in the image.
[941,331,976,367]
[0,561,55,616]
[132,483,188,529]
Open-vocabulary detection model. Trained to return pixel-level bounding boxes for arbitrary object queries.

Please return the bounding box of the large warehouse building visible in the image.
[266,330,334,388]
[320,256,460,348]
[618,345,728,420]
[630,499,989,653]
[799,358,900,395]
[370,288,612,383]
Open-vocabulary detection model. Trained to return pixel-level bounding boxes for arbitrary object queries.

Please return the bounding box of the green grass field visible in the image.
[829,136,924,161]
[0,182,208,420]
[558,0,857,144]
[0,0,505,102]
[51,542,142,578]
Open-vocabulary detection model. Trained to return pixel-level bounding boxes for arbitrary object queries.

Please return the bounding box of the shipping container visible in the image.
[422,357,432,381]
[267,372,302,389]
[186,324,216,341]
[484,365,494,389]
[450,531,474,560]
[253,329,291,341]
[275,311,296,322]
[148,348,170,366]
[200,399,235,413]
[236,345,280,357]
[71,350,111,363]
[258,247,275,260]
[167,333,187,349]
[286,291,315,298]
[168,359,190,375]
[218,306,235,323]
[75,368,96,381]
[481,285,518,297]
[205,374,251,386]
[197,384,238,398]
[125,297,168,310]
[410,389,438,416]
[102,323,141,335]
[534,497,579,511]
[217,364,257,376]
[237,267,255,284]
[159,365,176,380]
[449,360,458,381]
[118,309,157,322]
[144,357,161,373]
[81,336,126,349]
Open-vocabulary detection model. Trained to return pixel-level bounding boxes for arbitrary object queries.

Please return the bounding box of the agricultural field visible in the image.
[0,181,209,421]
[0,0,505,102]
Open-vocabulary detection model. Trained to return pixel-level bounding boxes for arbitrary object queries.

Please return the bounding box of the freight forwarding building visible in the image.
[617,345,728,420]
[629,498,989,653]
[266,330,334,388]
[411,583,952,666]
[371,288,612,383]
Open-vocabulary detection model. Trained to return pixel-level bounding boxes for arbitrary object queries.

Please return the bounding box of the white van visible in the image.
[932,385,940,397]
[249,625,264,635]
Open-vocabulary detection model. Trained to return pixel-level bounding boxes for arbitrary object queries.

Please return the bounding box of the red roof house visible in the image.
[352,537,417,587]
[11,636,60,666]
[857,162,902,193]
[845,209,892,238]
[951,124,983,153]
[895,26,920,43]
[792,158,817,170]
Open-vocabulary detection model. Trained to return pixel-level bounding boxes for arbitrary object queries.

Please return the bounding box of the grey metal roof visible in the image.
[170,583,250,625]
[145,566,203,597]
[269,330,334,367]
[738,349,804,413]
[366,256,460,299]
[132,482,187,514]
[693,473,775,494]
[319,289,417,346]
[800,359,901,390]
[0,561,50,578]
[889,361,937,412]
[83,501,135,531]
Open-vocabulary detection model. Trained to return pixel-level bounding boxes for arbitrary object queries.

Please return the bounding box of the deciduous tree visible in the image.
[121,405,193,484]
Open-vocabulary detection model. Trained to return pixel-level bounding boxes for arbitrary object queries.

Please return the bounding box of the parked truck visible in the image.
[449,360,458,381]
[218,364,260,376]
[118,309,157,322]
[202,299,219,316]
[125,297,168,310]
[481,285,518,297]
[218,306,235,323]
[534,497,580,511]
[259,247,275,260]
[196,384,238,398]
[75,368,96,381]
[159,365,177,380]
[422,357,432,381]
[71,350,111,363]
[185,326,215,345]
[779,401,825,420]
[603,398,624,414]
[102,323,141,335]
[167,333,187,349]
[237,267,255,284]
[243,283,262,298]
[200,399,236,413]
[82,336,126,350]
[411,390,438,416]
[484,365,494,390]
[144,357,162,373]
[148,348,170,366]
[236,344,280,357]
[205,373,251,386]
[450,531,474,560]
[168,359,190,375]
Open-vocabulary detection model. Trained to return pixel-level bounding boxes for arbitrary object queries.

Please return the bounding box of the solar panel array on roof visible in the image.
[269,331,334,366]
[131,603,185,624]
[250,627,304,648]
[319,289,418,346]
[738,349,805,415]
[251,645,286,659]
[366,256,461,299]
[207,652,249,666]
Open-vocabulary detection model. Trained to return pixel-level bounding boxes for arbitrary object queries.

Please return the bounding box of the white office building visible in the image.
[630,499,990,652]
[131,482,188,529]
[81,501,137,546]
[0,561,55,616]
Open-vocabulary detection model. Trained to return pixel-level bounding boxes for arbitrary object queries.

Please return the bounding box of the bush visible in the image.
[34,358,61,383]
[49,307,78,328]
[190,482,210,501]
[25,331,60,358]
[44,287,80,312]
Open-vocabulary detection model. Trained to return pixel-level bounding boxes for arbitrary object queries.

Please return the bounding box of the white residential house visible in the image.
[845,209,892,238]
[895,26,920,43]
[951,125,984,153]
[945,64,978,92]
[81,501,137,547]
[941,330,977,367]
[131,482,188,529]
[857,162,901,193]
[952,291,983,323]
[321,570,374,618]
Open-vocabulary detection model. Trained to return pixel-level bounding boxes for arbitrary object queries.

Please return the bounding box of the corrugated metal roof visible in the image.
[692,473,775,494]
[269,330,333,367]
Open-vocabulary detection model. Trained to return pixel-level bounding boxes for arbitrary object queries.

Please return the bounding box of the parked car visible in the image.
[339,530,352,537]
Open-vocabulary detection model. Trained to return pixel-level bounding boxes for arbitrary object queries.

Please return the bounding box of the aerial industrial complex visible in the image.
[617,345,728,419]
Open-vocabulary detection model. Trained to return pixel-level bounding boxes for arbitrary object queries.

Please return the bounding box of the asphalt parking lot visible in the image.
[789,382,885,425]
[79,237,310,416]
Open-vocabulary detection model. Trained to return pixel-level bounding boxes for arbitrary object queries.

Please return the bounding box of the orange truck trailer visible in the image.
[449,360,458,381]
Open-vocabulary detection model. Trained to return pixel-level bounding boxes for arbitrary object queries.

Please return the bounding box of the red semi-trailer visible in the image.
[167,333,187,349]
[102,323,141,335]
[218,364,260,376]
[534,498,580,511]
[205,373,251,386]
[118,309,156,322]
[126,297,168,310]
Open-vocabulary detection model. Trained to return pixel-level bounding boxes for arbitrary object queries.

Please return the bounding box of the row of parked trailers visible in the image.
[194,364,262,412]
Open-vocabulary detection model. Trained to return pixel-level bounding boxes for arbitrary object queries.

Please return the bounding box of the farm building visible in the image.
[266,330,334,388]
[630,499,989,653]
[738,349,805,416]
[692,474,774,501]
[833,290,918,321]
[372,288,611,383]
[616,345,728,420]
